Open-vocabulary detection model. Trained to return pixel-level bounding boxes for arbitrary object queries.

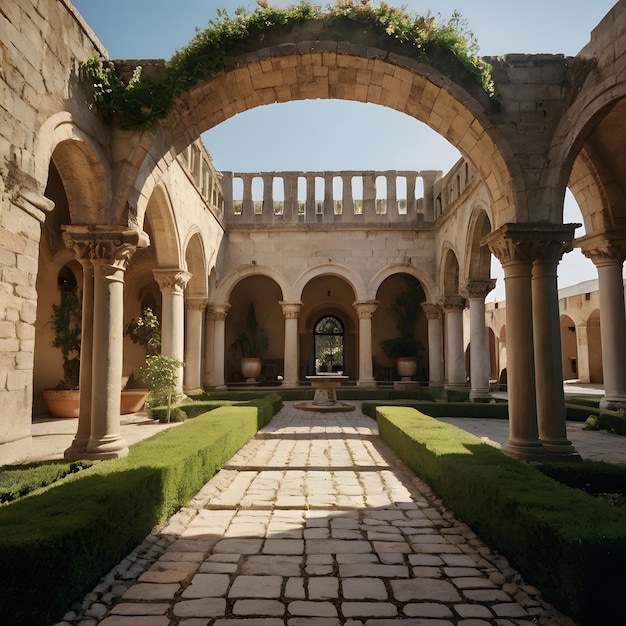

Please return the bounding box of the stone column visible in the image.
[353,301,379,387]
[531,229,579,458]
[405,172,417,217]
[305,173,316,222]
[484,225,544,460]
[341,172,354,221]
[211,303,230,390]
[153,268,192,396]
[443,296,466,387]
[63,226,148,460]
[362,172,376,219]
[203,306,216,388]
[421,303,443,387]
[465,280,496,402]
[184,297,207,392]
[580,236,626,409]
[64,246,94,459]
[241,173,254,221]
[262,173,273,223]
[323,172,334,221]
[283,173,298,222]
[280,302,302,387]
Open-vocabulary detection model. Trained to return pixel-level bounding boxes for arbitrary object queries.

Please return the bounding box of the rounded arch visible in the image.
[34,112,110,218]
[369,264,435,303]
[215,264,290,303]
[184,230,208,298]
[145,184,182,267]
[464,204,493,281]
[440,246,461,295]
[293,263,366,303]
[111,23,521,228]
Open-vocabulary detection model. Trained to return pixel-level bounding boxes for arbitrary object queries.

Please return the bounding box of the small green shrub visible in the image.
[585,415,599,430]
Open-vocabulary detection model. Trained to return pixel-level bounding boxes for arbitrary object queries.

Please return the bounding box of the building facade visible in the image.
[3,0,626,465]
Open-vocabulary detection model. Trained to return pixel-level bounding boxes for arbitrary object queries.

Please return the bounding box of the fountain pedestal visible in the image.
[294,374,355,412]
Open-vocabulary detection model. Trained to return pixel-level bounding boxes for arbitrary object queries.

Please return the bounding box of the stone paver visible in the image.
[55,402,577,626]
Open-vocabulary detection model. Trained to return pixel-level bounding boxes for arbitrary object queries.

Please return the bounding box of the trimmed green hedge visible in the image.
[536,460,626,495]
[0,398,279,624]
[362,400,509,420]
[376,406,626,625]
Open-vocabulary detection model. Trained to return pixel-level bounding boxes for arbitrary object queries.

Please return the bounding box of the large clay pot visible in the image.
[241,357,262,383]
[396,357,417,381]
[43,389,80,418]
[120,389,149,414]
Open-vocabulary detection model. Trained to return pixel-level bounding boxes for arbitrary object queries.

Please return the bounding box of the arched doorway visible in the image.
[313,315,345,374]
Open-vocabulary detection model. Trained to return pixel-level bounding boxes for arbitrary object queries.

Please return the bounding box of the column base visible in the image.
[469,389,492,402]
[357,378,377,388]
[540,437,582,461]
[64,437,90,461]
[600,395,626,410]
[83,435,129,460]
[503,438,547,462]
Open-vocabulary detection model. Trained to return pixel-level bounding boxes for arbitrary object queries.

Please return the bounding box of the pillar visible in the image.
[203,306,216,388]
[443,296,466,387]
[465,280,496,401]
[421,303,443,386]
[153,268,191,396]
[353,301,379,387]
[341,172,354,221]
[211,303,230,390]
[280,302,302,387]
[580,236,626,408]
[532,229,579,458]
[63,226,148,460]
[576,323,591,384]
[484,225,544,460]
[184,297,207,392]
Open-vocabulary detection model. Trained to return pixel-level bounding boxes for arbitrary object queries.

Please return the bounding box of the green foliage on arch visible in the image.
[82,0,496,129]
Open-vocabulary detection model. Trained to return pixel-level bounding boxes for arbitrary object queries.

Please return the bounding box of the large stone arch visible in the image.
[215,264,289,304]
[440,245,461,295]
[108,20,522,228]
[184,230,208,298]
[144,184,182,268]
[293,262,366,302]
[464,204,493,282]
[369,264,434,303]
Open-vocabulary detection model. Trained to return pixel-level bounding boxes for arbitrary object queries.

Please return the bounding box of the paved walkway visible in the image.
[56,403,577,626]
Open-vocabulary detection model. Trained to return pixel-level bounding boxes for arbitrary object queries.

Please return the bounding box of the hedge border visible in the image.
[0,395,281,624]
[376,406,626,625]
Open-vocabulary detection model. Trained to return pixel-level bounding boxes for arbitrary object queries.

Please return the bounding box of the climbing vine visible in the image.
[82,0,497,129]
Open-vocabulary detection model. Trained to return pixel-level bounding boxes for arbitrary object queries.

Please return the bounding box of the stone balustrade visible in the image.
[222,170,442,225]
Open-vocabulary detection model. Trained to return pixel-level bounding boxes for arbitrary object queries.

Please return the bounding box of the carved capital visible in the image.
[62,225,149,271]
[353,300,379,319]
[464,279,497,300]
[577,233,626,266]
[209,303,231,322]
[421,302,441,320]
[280,301,302,319]
[153,268,192,293]
[442,295,466,311]
[482,223,577,266]
[185,297,208,312]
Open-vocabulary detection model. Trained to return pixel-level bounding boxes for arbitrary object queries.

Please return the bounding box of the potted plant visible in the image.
[230,302,269,383]
[43,286,82,417]
[122,307,161,413]
[380,278,424,381]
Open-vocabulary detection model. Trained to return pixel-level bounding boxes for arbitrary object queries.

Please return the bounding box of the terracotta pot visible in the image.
[396,356,417,381]
[120,389,149,414]
[43,389,80,418]
[241,357,262,383]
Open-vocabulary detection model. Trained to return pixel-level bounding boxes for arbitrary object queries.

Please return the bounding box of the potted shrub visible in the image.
[43,287,82,417]
[380,278,424,381]
[230,302,269,383]
[122,307,161,413]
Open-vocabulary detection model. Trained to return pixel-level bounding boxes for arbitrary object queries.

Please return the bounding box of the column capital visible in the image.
[482,223,578,266]
[577,233,626,266]
[63,225,149,268]
[209,303,231,321]
[464,279,497,300]
[353,300,379,319]
[442,295,466,311]
[421,302,442,320]
[153,268,192,293]
[185,296,208,311]
[280,301,302,319]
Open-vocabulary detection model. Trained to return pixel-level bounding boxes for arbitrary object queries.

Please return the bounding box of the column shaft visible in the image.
[422,303,443,387]
[354,301,378,387]
[443,297,466,387]
[212,304,230,390]
[184,298,207,391]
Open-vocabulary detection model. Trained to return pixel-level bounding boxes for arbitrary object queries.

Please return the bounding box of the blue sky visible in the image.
[72,0,618,300]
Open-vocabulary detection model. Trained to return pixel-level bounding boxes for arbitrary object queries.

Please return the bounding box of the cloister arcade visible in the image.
[3,0,626,466]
